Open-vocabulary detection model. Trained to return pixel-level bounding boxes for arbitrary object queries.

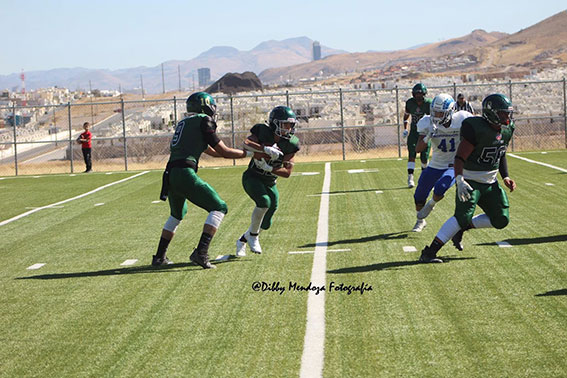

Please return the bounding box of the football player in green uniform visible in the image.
[419,94,517,263]
[153,92,253,269]
[235,106,300,256]
[403,83,432,187]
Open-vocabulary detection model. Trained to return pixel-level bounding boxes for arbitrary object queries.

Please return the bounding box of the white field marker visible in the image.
[300,162,330,378]
[375,190,383,194]
[508,153,567,173]
[215,255,230,261]
[360,160,366,162]
[496,241,513,248]
[69,174,76,177]
[27,263,46,270]
[25,206,64,209]
[289,249,350,255]
[541,152,548,154]
[545,183,555,186]
[0,171,149,227]
[292,172,320,176]
[94,203,105,207]
[307,193,345,197]
[105,172,113,175]
[120,259,138,266]
[151,200,161,204]
[403,246,417,252]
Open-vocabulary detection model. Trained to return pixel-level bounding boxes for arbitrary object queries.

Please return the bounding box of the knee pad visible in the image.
[205,210,225,229]
[163,216,181,233]
[256,195,271,209]
[491,216,509,229]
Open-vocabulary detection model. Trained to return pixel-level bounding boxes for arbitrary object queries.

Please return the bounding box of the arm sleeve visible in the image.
[404,100,410,114]
[200,116,220,147]
[460,120,477,145]
[499,154,509,178]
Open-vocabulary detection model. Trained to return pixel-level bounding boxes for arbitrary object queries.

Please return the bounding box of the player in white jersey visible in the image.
[411,94,473,232]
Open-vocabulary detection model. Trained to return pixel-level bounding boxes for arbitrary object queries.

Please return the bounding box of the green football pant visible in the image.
[407,129,430,163]
[454,180,510,229]
[242,171,279,230]
[167,167,227,220]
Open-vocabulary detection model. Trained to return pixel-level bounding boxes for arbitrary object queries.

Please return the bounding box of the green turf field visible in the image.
[0,151,565,377]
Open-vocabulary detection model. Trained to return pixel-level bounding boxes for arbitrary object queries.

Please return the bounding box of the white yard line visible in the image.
[508,153,567,173]
[120,259,138,266]
[496,241,513,248]
[289,249,350,255]
[0,171,149,227]
[403,246,417,252]
[300,162,331,378]
[27,263,45,270]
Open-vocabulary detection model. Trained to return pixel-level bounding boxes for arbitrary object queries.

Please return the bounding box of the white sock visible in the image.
[421,162,428,169]
[407,162,415,171]
[472,214,492,229]
[436,216,461,243]
[425,198,437,209]
[248,207,268,235]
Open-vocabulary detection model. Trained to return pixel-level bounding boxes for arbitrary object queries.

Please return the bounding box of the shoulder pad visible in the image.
[416,116,431,134]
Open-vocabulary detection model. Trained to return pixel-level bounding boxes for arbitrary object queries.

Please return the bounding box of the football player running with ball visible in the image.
[411,93,473,232]
[235,106,300,257]
[153,92,253,269]
[419,94,516,263]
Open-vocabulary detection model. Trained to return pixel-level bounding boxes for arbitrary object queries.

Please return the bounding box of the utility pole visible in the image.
[178,64,182,92]
[89,80,94,125]
[140,74,145,99]
[161,63,165,94]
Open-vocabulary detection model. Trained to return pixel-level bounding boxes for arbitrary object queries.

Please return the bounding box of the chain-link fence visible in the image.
[1,79,566,176]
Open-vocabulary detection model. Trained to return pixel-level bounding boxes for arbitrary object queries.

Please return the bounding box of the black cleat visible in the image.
[152,255,173,266]
[190,249,216,269]
[452,229,464,251]
[419,246,443,263]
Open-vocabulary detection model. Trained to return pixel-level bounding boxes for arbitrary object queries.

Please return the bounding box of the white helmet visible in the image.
[430,93,455,127]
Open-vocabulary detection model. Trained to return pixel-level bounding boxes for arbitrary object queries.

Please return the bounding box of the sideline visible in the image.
[0,171,149,226]
[508,153,567,173]
[300,162,331,378]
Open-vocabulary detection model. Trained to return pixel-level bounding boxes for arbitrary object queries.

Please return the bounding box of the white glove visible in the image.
[402,129,409,138]
[263,145,283,160]
[254,158,273,172]
[456,175,473,202]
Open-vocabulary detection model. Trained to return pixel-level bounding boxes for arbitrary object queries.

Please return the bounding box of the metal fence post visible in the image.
[339,88,345,160]
[12,103,18,175]
[230,95,236,166]
[173,96,177,126]
[121,98,128,171]
[508,80,514,151]
[563,77,567,148]
[453,82,457,99]
[68,102,74,173]
[395,86,401,158]
[286,90,289,107]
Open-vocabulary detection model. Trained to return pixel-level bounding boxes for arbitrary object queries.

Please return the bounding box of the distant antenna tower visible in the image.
[20,69,25,94]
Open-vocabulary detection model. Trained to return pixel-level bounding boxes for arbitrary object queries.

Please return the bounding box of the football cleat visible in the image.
[419,246,443,263]
[412,219,427,232]
[408,174,415,188]
[152,255,173,266]
[190,249,216,269]
[417,202,435,219]
[235,235,247,257]
[248,234,262,254]
[452,229,464,251]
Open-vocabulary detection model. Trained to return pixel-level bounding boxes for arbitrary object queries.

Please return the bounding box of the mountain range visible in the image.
[0,37,345,94]
[2,10,566,94]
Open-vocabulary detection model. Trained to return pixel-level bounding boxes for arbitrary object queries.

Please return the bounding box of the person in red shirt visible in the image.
[77,122,92,172]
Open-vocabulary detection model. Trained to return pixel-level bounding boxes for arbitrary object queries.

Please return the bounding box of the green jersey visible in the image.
[246,123,300,184]
[460,116,515,183]
[169,114,220,165]
[405,97,432,131]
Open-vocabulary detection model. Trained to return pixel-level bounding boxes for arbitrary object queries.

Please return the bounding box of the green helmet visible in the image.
[412,83,427,97]
[186,92,217,117]
[268,106,297,139]
[482,94,513,126]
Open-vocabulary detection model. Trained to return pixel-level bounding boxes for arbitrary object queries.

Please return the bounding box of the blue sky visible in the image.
[2,0,565,75]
